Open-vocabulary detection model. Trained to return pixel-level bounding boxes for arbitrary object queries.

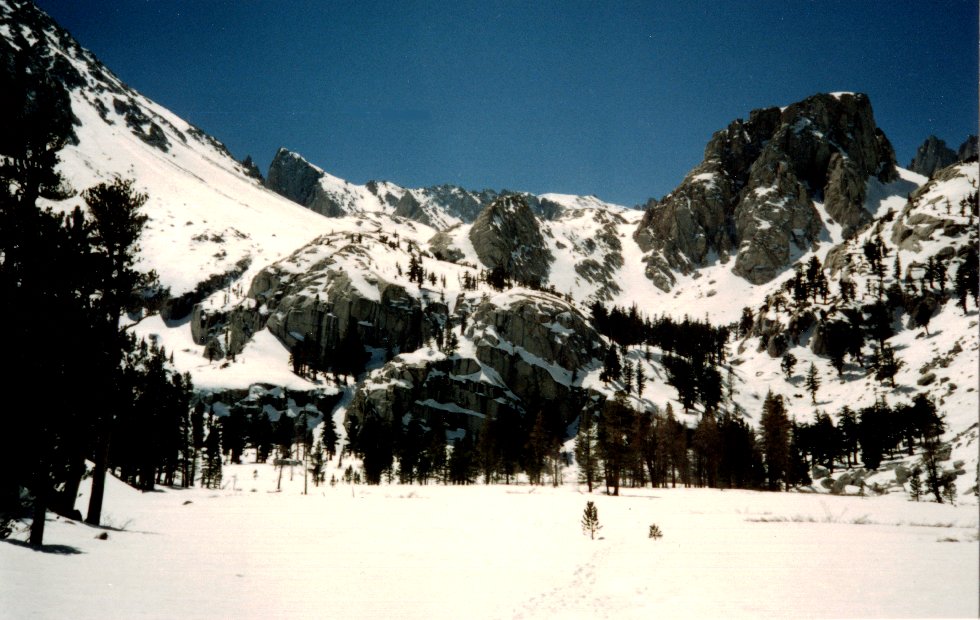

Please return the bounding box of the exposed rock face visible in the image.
[192,236,445,360]
[469,194,553,286]
[958,135,978,162]
[265,148,348,217]
[250,256,435,357]
[634,93,897,289]
[347,290,603,434]
[348,354,523,435]
[909,136,958,177]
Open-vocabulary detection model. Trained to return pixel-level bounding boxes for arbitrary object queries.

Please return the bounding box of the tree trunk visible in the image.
[29,463,48,547]
[29,490,46,547]
[86,435,110,526]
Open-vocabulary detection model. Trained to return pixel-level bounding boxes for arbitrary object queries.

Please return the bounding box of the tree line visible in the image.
[0,38,206,546]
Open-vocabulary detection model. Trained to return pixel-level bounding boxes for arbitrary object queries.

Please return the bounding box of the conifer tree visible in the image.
[805,363,820,404]
[581,501,601,539]
[201,416,223,489]
[954,246,979,312]
[309,440,325,486]
[908,465,923,501]
[597,392,635,495]
[781,353,797,380]
[476,413,498,485]
[321,417,339,461]
[759,390,790,491]
[575,407,600,492]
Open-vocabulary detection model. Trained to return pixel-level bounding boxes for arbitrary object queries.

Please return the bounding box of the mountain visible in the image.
[4,0,978,497]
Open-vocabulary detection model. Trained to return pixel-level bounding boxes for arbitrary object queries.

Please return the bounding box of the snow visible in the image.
[538,193,627,212]
[3,463,977,619]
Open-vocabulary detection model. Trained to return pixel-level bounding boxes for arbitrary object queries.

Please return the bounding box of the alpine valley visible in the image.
[2,2,978,618]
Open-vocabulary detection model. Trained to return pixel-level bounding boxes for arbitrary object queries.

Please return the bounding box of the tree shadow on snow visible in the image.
[2,538,83,555]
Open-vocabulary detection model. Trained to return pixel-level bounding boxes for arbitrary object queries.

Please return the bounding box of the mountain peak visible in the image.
[634,92,898,290]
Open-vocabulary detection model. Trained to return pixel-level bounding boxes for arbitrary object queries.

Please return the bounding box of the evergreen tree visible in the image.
[321,417,339,460]
[201,416,223,489]
[870,343,903,387]
[476,413,498,484]
[448,433,477,485]
[759,390,790,490]
[837,406,858,467]
[357,412,395,485]
[581,501,602,539]
[574,407,600,492]
[336,325,369,381]
[524,411,549,485]
[954,246,979,313]
[692,413,721,488]
[662,355,696,412]
[780,353,797,380]
[804,362,820,404]
[599,344,622,385]
[309,440,325,486]
[908,465,923,501]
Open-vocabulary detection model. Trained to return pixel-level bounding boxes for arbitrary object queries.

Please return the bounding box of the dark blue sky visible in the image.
[35,0,979,206]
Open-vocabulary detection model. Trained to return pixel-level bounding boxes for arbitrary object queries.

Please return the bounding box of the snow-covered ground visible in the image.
[3,461,977,620]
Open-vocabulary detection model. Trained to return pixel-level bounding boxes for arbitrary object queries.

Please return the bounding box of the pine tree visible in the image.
[759,390,790,491]
[321,418,339,461]
[476,413,498,485]
[781,353,797,380]
[954,246,979,313]
[804,363,820,404]
[309,439,325,486]
[908,465,923,501]
[575,407,600,493]
[871,343,903,387]
[581,501,601,539]
[201,416,223,489]
[597,392,635,495]
[623,360,634,394]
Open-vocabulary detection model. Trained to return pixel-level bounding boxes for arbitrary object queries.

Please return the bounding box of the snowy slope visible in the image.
[2,1,335,300]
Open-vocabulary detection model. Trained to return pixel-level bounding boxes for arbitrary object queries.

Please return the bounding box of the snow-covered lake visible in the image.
[3,460,977,619]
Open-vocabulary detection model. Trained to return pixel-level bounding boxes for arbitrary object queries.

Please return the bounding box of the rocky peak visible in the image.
[634,92,898,289]
[909,136,958,177]
[957,135,978,162]
[264,148,348,216]
[468,194,553,286]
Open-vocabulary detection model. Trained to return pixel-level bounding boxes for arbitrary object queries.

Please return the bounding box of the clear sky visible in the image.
[34,0,979,206]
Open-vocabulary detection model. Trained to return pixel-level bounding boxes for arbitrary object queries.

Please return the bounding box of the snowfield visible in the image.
[3,461,977,620]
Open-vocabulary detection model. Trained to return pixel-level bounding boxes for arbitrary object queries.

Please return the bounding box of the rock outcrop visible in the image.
[265,148,349,217]
[347,289,603,434]
[957,135,978,162]
[634,93,897,289]
[469,195,553,286]
[191,235,445,360]
[909,136,958,177]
